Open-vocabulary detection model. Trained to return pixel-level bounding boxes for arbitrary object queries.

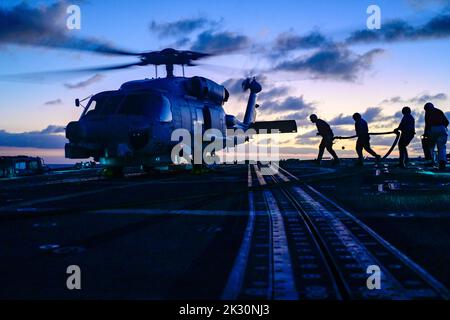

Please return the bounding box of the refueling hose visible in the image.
[333,131,401,159]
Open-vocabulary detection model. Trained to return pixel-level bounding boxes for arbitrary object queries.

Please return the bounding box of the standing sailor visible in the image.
[395,107,415,168]
[424,102,449,170]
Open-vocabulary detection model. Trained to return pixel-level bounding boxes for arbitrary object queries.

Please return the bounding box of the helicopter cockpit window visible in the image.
[99,94,124,115]
[84,94,124,117]
[119,93,172,122]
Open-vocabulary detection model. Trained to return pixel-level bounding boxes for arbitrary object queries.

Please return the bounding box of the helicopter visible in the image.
[7,48,298,174]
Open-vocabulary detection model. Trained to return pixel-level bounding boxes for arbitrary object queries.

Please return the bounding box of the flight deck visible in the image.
[0,161,449,300]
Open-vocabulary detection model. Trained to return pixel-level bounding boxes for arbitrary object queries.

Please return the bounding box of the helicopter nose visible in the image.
[66,121,86,142]
[66,119,150,150]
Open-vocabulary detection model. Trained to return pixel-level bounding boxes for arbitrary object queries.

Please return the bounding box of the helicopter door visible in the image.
[180,106,191,131]
[202,107,212,131]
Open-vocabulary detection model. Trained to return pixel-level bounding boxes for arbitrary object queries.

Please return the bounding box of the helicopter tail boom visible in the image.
[250,120,297,134]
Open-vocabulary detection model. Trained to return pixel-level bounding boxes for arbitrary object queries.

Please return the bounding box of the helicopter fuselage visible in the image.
[65,76,231,168]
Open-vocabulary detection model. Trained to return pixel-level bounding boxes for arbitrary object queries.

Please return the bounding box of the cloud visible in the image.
[172,37,191,47]
[362,107,384,122]
[407,0,450,9]
[149,17,220,38]
[329,107,386,125]
[381,92,448,105]
[64,74,104,89]
[266,12,449,82]
[258,86,290,101]
[0,125,66,149]
[295,129,317,139]
[410,93,448,104]
[265,98,316,129]
[0,2,131,56]
[333,127,357,137]
[294,130,321,144]
[371,135,404,147]
[262,96,315,115]
[273,45,384,81]
[149,16,251,54]
[328,114,354,126]
[0,2,66,46]
[37,125,66,134]
[346,14,450,44]
[274,31,330,52]
[381,96,403,104]
[190,30,251,53]
[222,78,245,97]
[278,112,313,128]
[44,99,63,106]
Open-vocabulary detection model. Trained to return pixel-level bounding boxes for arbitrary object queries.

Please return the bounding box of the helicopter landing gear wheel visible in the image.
[101,166,124,177]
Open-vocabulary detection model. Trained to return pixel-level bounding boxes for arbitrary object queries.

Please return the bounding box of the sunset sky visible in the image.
[0,0,449,163]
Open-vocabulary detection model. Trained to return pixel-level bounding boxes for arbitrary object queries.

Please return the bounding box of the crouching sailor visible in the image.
[309,114,340,165]
[353,113,381,166]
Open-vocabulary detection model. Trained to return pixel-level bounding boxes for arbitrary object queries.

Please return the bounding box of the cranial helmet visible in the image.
[402,106,411,115]
[424,102,434,111]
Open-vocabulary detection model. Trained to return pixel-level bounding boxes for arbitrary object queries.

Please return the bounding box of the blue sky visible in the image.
[0,0,449,162]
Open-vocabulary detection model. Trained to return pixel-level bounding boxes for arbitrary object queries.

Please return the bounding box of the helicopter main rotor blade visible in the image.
[194,62,245,72]
[0,44,218,83]
[6,35,144,57]
[58,38,142,56]
[0,62,143,82]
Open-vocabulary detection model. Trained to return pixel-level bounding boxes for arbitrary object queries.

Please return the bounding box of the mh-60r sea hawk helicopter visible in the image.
[63,48,297,174]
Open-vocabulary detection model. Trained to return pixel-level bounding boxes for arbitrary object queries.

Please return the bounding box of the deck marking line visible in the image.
[307,185,450,299]
[293,186,408,299]
[221,165,256,299]
[253,164,267,186]
[263,190,299,300]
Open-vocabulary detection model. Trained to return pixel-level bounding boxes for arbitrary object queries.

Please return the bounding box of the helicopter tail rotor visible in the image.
[242,77,262,125]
